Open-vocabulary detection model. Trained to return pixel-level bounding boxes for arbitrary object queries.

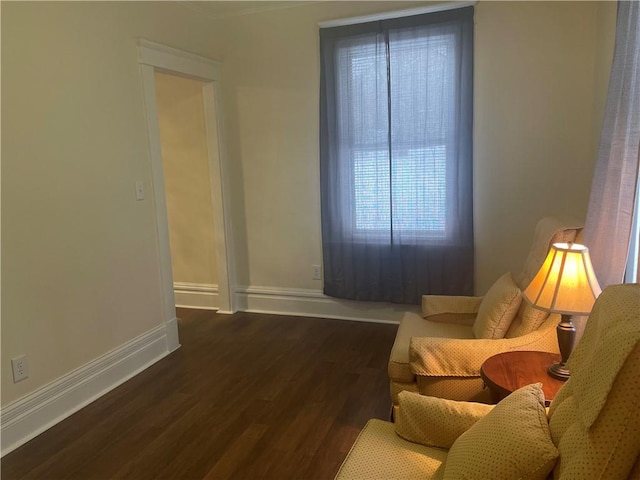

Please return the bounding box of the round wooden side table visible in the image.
[480,351,565,406]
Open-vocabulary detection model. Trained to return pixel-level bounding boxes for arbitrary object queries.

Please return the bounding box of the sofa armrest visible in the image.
[395,391,493,448]
[409,314,560,377]
[422,295,483,325]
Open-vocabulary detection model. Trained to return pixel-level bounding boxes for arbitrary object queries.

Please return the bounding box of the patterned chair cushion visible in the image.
[472,272,522,339]
[444,383,558,480]
[334,419,447,480]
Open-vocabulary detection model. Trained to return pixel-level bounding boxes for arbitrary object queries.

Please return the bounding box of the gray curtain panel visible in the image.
[319,7,474,304]
[584,0,640,288]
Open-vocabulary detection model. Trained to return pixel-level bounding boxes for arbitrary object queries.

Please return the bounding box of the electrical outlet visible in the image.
[11,355,29,383]
[312,264,322,280]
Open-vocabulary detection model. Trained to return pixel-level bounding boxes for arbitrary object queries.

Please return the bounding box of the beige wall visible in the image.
[1,1,225,406]
[2,1,615,408]
[214,1,615,294]
[473,1,614,291]
[592,1,617,159]
[215,1,425,291]
[155,72,218,287]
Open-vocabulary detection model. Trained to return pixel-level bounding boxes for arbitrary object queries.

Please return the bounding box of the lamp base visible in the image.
[549,313,576,382]
[548,362,570,381]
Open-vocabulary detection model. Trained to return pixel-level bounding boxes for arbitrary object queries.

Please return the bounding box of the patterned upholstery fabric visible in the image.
[505,300,551,338]
[338,284,639,480]
[389,312,474,384]
[334,419,447,480]
[388,217,581,406]
[390,379,420,401]
[389,313,559,404]
[422,294,482,318]
[629,459,640,479]
[415,376,489,402]
[409,313,558,377]
[548,284,640,479]
[391,376,489,407]
[472,272,522,339]
[514,217,582,289]
[395,391,493,449]
[444,383,558,480]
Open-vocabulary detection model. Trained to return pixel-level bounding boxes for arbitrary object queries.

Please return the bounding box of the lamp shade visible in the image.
[523,243,601,315]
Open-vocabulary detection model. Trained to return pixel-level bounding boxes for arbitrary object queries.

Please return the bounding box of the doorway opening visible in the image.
[154,72,219,311]
[138,40,235,351]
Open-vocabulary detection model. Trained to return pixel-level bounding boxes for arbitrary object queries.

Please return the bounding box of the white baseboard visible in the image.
[235,286,417,324]
[174,282,218,310]
[164,316,181,352]
[0,322,175,456]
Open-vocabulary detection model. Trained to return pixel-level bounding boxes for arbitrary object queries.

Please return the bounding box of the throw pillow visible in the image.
[444,383,559,480]
[395,391,493,449]
[472,272,522,339]
[505,301,550,338]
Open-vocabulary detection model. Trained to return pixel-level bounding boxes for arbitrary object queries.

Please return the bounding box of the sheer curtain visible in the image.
[584,1,640,288]
[320,8,474,304]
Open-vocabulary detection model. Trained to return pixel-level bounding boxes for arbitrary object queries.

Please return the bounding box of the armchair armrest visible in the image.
[395,391,493,448]
[409,314,560,377]
[422,295,483,325]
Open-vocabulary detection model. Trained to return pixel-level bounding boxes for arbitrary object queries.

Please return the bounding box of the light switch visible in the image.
[135,181,145,201]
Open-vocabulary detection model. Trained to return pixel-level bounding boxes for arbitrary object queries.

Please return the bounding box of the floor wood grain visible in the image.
[1,309,398,479]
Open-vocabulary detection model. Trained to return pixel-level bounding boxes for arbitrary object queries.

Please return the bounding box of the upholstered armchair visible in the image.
[389,217,582,407]
[337,284,640,479]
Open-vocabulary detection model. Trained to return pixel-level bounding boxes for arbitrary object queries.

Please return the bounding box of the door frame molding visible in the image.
[137,40,236,349]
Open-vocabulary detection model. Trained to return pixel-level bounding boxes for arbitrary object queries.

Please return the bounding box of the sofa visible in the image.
[389,217,583,407]
[336,283,640,479]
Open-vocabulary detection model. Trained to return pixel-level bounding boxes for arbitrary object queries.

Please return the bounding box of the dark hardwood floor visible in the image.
[1,309,398,479]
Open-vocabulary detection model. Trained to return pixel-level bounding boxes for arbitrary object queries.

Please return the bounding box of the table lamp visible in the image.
[523,242,601,380]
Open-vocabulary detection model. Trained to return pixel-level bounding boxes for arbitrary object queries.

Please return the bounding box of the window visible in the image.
[320,7,474,304]
[352,145,447,234]
[336,31,456,239]
[624,175,640,283]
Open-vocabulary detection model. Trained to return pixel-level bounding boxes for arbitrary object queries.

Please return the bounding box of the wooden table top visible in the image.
[480,350,565,405]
